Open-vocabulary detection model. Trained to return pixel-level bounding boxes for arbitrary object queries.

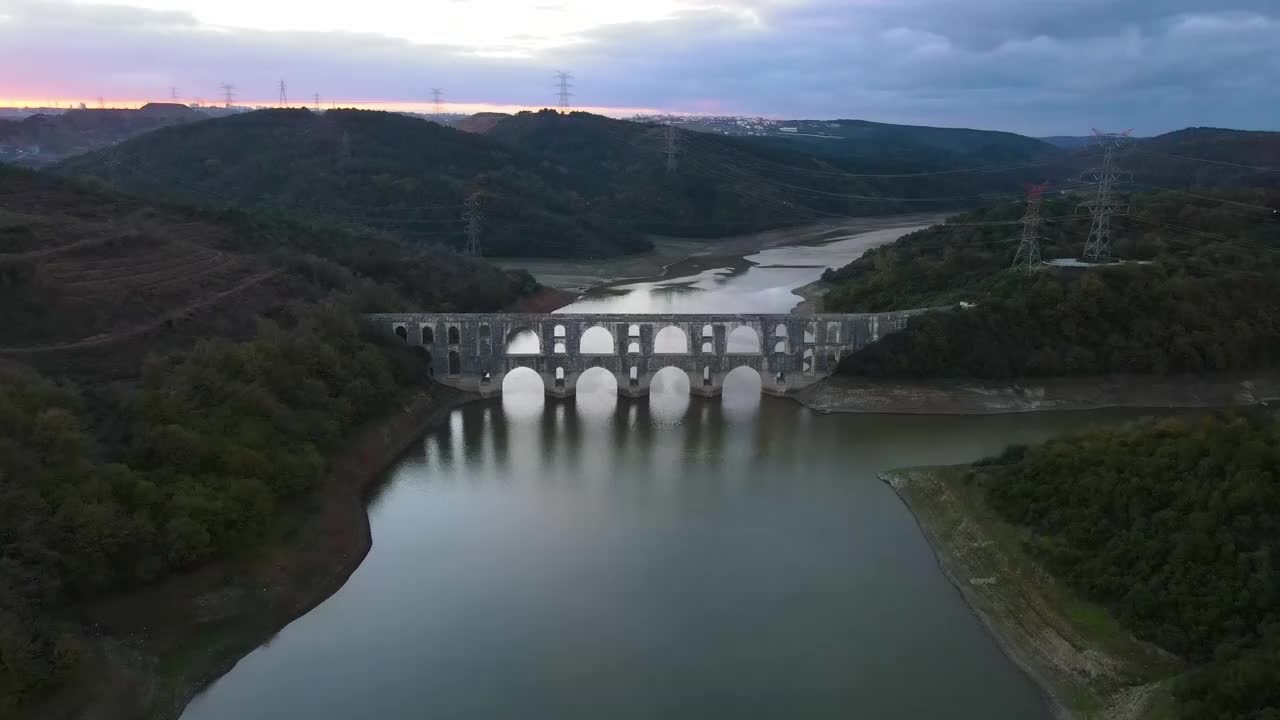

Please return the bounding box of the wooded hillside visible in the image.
[974,412,1280,718]
[828,189,1280,378]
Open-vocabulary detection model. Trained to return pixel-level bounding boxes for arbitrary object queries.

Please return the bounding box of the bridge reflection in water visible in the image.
[365,311,929,398]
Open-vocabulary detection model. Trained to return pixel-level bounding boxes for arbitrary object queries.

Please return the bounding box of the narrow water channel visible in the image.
[182,224,1138,719]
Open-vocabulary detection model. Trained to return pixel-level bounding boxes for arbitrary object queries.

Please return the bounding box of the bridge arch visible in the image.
[502,367,545,418]
[394,324,408,342]
[726,325,761,354]
[576,366,618,396]
[507,327,541,355]
[649,366,691,423]
[579,325,615,355]
[653,325,688,354]
[576,366,618,418]
[723,365,764,418]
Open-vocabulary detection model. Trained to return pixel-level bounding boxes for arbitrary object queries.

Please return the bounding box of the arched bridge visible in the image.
[365,311,932,398]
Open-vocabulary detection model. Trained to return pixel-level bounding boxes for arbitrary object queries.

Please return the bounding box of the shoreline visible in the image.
[881,466,1183,720]
[494,214,945,294]
[795,373,1280,415]
[53,369,1278,720]
[36,385,475,720]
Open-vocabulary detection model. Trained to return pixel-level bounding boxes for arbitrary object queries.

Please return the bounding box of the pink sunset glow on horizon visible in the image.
[0,96,684,119]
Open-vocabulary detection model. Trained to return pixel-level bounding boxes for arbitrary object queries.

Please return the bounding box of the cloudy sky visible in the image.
[2,0,1277,135]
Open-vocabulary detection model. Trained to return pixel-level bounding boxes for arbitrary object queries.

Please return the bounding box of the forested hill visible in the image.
[52,108,651,258]
[0,165,534,371]
[825,188,1280,378]
[973,412,1280,718]
[1126,127,1280,191]
[0,104,206,166]
[744,118,1056,172]
[482,110,1064,235]
[0,165,539,714]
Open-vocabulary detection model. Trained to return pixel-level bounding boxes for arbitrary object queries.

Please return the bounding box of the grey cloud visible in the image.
[1,0,1277,134]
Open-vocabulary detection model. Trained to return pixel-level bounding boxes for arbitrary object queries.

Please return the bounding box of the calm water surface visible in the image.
[183,225,1140,719]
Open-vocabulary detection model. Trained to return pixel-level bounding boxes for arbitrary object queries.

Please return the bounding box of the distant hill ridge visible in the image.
[0,104,207,165]
[46,109,1280,258]
[54,108,652,258]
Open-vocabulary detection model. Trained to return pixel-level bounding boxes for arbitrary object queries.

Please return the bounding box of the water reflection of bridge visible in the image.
[365,311,930,397]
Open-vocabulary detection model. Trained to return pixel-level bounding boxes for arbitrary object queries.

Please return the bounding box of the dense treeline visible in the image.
[830,189,1280,378]
[975,413,1280,718]
[0,306,421,711]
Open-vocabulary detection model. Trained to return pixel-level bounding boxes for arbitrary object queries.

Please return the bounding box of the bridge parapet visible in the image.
[363,310,937,397]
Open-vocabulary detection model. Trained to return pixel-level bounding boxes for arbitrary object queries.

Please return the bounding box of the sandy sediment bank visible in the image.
[796,373,1280,415]
[882,466,1184,720]
[495,214,945,292]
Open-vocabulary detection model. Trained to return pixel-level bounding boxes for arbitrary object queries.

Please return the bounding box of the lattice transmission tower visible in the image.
[664,122,679,174]
[464,193,483,257]
[220,83,235,108]
[1011,182,1048,273]
[278,80,288,106]
[1080,129,1132,262]
[554,71,573,112]
[431,88,444,115]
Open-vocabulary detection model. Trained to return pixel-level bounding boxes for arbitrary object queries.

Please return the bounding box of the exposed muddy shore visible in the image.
[493,214,944,293]
[796,373,1280,415]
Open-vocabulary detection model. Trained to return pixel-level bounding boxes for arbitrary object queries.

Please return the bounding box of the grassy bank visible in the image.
[883,467,1184,720]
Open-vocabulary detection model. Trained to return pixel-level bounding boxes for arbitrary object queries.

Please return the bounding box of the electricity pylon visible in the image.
[1011,182,1047,273]
[664,123,679,174]
[1081,129,1132,262]
[554,71,573,112]
[464,193,483,256]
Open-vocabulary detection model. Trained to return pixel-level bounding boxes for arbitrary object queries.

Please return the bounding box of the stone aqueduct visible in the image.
[366,311,931,398]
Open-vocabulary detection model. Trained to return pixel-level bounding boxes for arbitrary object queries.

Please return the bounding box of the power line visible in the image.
[1132,148,1280,174]
[1011,183,1047,274]
[1081,129,1133,262]
[430,88,444,115]
[1126,182,1280,214]
[554,71,573,112]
